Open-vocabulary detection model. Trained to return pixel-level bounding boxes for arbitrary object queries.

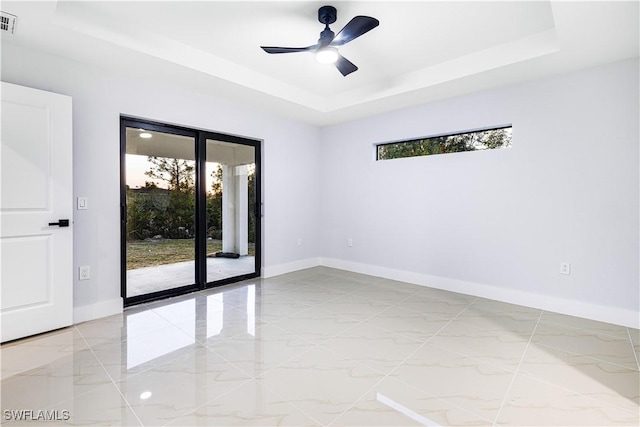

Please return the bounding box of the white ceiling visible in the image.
[2,1,638,126]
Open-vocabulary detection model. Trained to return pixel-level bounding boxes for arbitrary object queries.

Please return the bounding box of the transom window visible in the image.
[376,125,512,161]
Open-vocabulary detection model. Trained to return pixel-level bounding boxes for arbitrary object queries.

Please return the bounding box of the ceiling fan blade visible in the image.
[335,54,358,76]
[332,16,379,46]
[261,46,316,54]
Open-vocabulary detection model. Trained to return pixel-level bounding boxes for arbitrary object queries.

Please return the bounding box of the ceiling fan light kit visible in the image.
[316,47,338,64]
[260,5,379,76]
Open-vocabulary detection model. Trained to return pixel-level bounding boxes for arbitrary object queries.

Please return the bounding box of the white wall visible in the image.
[1,44,323,322]
[320,58,640,328]
[3,43,638,328]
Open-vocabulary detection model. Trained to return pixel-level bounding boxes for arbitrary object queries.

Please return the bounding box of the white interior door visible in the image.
[1,82,73,343]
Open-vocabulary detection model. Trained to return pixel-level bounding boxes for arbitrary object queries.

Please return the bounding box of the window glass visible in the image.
[377,126,512,161]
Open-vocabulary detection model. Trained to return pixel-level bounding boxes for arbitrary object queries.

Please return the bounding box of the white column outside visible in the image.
[221,164,249,255]
[221,164,236,253]
[235,165,248,256]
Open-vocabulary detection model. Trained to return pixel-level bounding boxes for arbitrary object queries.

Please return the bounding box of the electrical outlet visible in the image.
[348,238,353,247]
[297,238,303,247]
[79,265,91,280]
[560,262,571,275]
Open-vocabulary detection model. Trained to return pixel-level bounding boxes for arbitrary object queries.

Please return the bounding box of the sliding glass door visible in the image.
[204,139,257,283]
[121,118,261,305]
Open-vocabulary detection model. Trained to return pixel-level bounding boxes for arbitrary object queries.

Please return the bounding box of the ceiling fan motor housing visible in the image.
[318,5,337,25]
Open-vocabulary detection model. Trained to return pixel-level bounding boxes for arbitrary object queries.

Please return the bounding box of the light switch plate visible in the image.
[77,197,88,210]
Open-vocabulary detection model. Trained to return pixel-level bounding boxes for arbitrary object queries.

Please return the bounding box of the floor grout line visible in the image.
[253,377,325,426]
[627,327,640,371]
[74,325,145,427]
[530,340,640,372]
[159,378,255,427]
[491,310,543,426]
[326,295,499,426]
[513,370,640,417]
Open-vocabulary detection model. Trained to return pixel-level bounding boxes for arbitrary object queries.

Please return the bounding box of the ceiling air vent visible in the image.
[1,12,17,34]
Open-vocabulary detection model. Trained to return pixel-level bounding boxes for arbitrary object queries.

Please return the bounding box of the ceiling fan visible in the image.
[260,5,379,76]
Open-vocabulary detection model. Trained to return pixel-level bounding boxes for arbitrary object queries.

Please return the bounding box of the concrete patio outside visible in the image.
[126,256,255,297]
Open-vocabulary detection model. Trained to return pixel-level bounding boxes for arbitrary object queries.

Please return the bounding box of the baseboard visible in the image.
[73,298,123,324]
[262,257,321,278]
[319,257,640,329]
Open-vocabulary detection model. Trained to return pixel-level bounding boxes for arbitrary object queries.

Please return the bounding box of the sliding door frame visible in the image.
[120,116,262,307]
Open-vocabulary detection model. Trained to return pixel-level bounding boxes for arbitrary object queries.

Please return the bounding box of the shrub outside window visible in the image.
[376,126,512,161]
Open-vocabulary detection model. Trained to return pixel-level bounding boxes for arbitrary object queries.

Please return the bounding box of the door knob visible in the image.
[48,219,70,227]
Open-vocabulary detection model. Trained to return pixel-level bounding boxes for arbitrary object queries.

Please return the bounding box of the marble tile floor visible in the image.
[1,267,638,426]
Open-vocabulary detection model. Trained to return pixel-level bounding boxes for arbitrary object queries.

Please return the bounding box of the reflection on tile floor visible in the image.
[1,267,639,426]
